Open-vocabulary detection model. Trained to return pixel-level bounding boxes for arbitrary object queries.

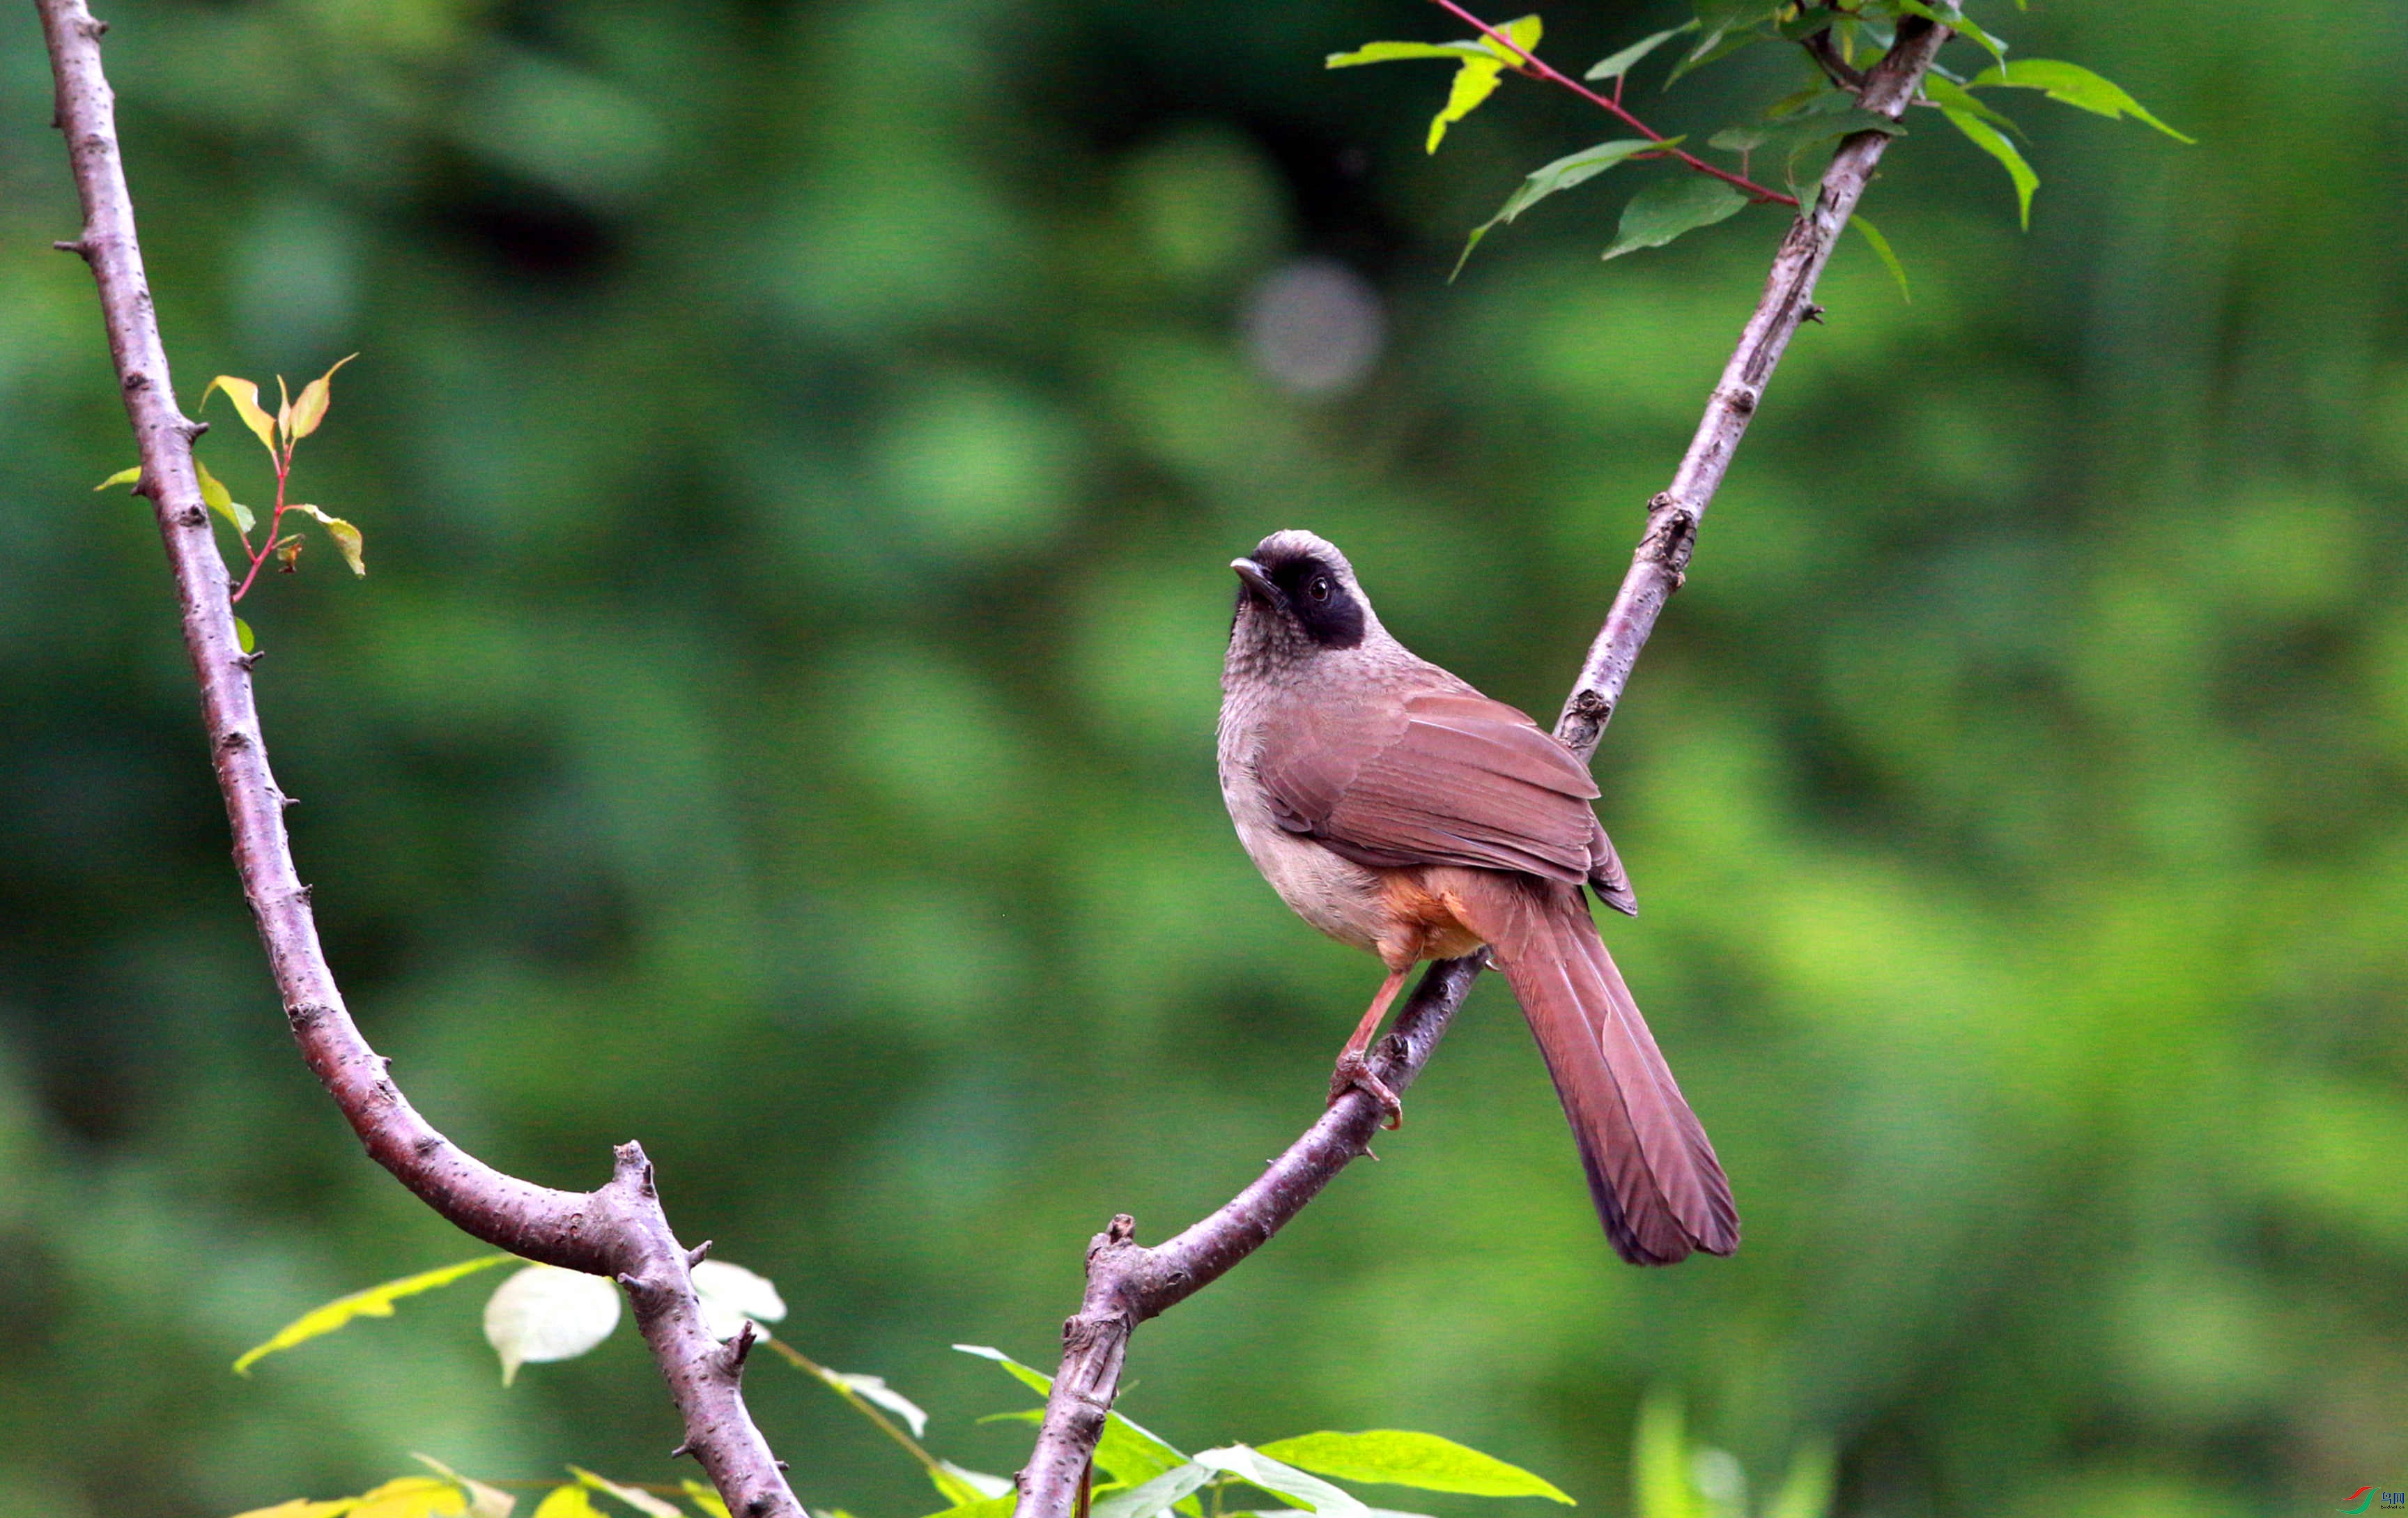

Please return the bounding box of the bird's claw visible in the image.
[1329,1052,1403,1130]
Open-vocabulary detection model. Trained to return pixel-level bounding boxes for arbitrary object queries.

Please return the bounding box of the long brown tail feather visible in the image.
[1437,869,1738,1266]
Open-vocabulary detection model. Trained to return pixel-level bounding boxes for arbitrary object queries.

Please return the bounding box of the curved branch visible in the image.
[1017,20,1949,1518]
[34,5,804,1513]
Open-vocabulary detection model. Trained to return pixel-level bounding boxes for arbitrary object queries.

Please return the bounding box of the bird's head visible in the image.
[1227,530,1376,670]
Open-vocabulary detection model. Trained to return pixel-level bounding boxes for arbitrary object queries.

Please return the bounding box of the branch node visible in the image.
[53,238,88,256]
[122,369,146,392]
[180,417,210,440]
[78,15,107,36]
[727,1319,758,1372]
[688,1239,714,1266]
[176,505,206,527]
[669,1443,694,1462]
[233,651,263,671]
[217,729,251,751]
[1802,302,1827,325]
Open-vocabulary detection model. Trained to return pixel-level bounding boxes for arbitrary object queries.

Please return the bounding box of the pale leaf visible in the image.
[201,375,279,454]
[483,1266,620,1384]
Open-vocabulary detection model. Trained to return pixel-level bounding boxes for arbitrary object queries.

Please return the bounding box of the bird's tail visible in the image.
[1435,868,1738,1266]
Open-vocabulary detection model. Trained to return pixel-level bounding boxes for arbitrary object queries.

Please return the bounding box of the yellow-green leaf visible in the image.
[1256,1432,1573,1503]
[917,1494,1014,1518]
[201,375,279,456]
[287,504,366,575]
[534,1489,603,1518]
[679,1482,731,1518]
[352,1478,468,1518]
[571,1467,681,1518]
[276,375,294,444]
[236,616,257,655]
[231,1502,361,1518]
[289,353,358,440]
[413,1457,516,1518]
[1325,19,1538,155]
[194,457,257,536]
[233,1254,514,1374]
[1968,58,2195,143]
[95,465,140,491]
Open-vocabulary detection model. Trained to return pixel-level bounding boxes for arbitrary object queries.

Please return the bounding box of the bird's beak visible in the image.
[1231,557,1282,606]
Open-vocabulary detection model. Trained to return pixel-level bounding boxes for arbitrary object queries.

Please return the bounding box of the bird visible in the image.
[1217,529,1738,1266]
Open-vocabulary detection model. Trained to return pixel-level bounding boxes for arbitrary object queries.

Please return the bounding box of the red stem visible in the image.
[229,440,290,604]
[1426,0,1802,208]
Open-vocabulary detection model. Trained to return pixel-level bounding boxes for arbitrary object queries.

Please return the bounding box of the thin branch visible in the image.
[1014,20,1948,1518]
[1426,0,1801,208]
[34,6,805,1514]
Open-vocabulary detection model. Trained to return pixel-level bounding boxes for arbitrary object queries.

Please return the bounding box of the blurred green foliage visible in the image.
[1,1,2402,1516]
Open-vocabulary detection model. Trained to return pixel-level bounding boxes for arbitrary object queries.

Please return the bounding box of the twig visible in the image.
[33,6,805,1515]
[1426,0,1800,208]
[1014,20,1949,1518]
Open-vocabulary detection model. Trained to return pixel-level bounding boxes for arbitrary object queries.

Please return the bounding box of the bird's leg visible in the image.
[1328,967,1409,1129]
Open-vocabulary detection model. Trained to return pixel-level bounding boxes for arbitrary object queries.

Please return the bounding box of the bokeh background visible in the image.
[3,1,2405,1514]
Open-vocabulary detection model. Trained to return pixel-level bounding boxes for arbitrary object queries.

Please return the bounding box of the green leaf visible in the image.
[195,457,258,537]
[1256,1432,1572,1503]
[1851,214,1911,301]
[1890,0,2007,63]
[232,1502,361,1518]
[1632,1392,1699,1518]
[1968,58,2195,142]
[1708,102,1901,190]
[288,504,366,575]
[1665,2,1780,86]
[1602,174,1750,260]
[570,1468,680,1518]
[484,1264,622,1385]
[235,616,257,654]
[533,1490,602,1518]
[1763,1443,1835,1518]
[201,375,280,457]
[1092,1464,1214,1518]
[288,353,357,441]
[952,1344,1189,1486]
[1456,137,1671,276]
[1192,1448,1364,1518]
[1583,22,1696,82]
[95,465,140,491]
[1922,74,2023,137]
[679,1482,731,1518]
[233,1253,514,1373]
[1938,103,2038,227]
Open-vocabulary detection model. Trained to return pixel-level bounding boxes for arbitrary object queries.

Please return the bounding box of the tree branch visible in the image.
[1016,20,1948,1517]
[34,5,804,1513]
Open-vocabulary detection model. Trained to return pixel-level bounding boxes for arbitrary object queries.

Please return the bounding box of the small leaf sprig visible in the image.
[96,354,366,649]
[1327,1,2193,291]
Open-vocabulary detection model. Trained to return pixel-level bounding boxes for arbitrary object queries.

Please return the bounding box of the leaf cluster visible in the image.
[1323,0,2193,291]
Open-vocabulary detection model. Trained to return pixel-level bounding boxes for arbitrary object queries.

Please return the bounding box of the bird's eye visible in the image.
[1308,576,1333,604]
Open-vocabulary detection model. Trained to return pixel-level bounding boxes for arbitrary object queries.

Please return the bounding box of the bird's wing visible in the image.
[1255,686,1605,884]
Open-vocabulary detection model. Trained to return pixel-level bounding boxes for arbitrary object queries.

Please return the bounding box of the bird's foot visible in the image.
[1328,1052,1403,1130]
